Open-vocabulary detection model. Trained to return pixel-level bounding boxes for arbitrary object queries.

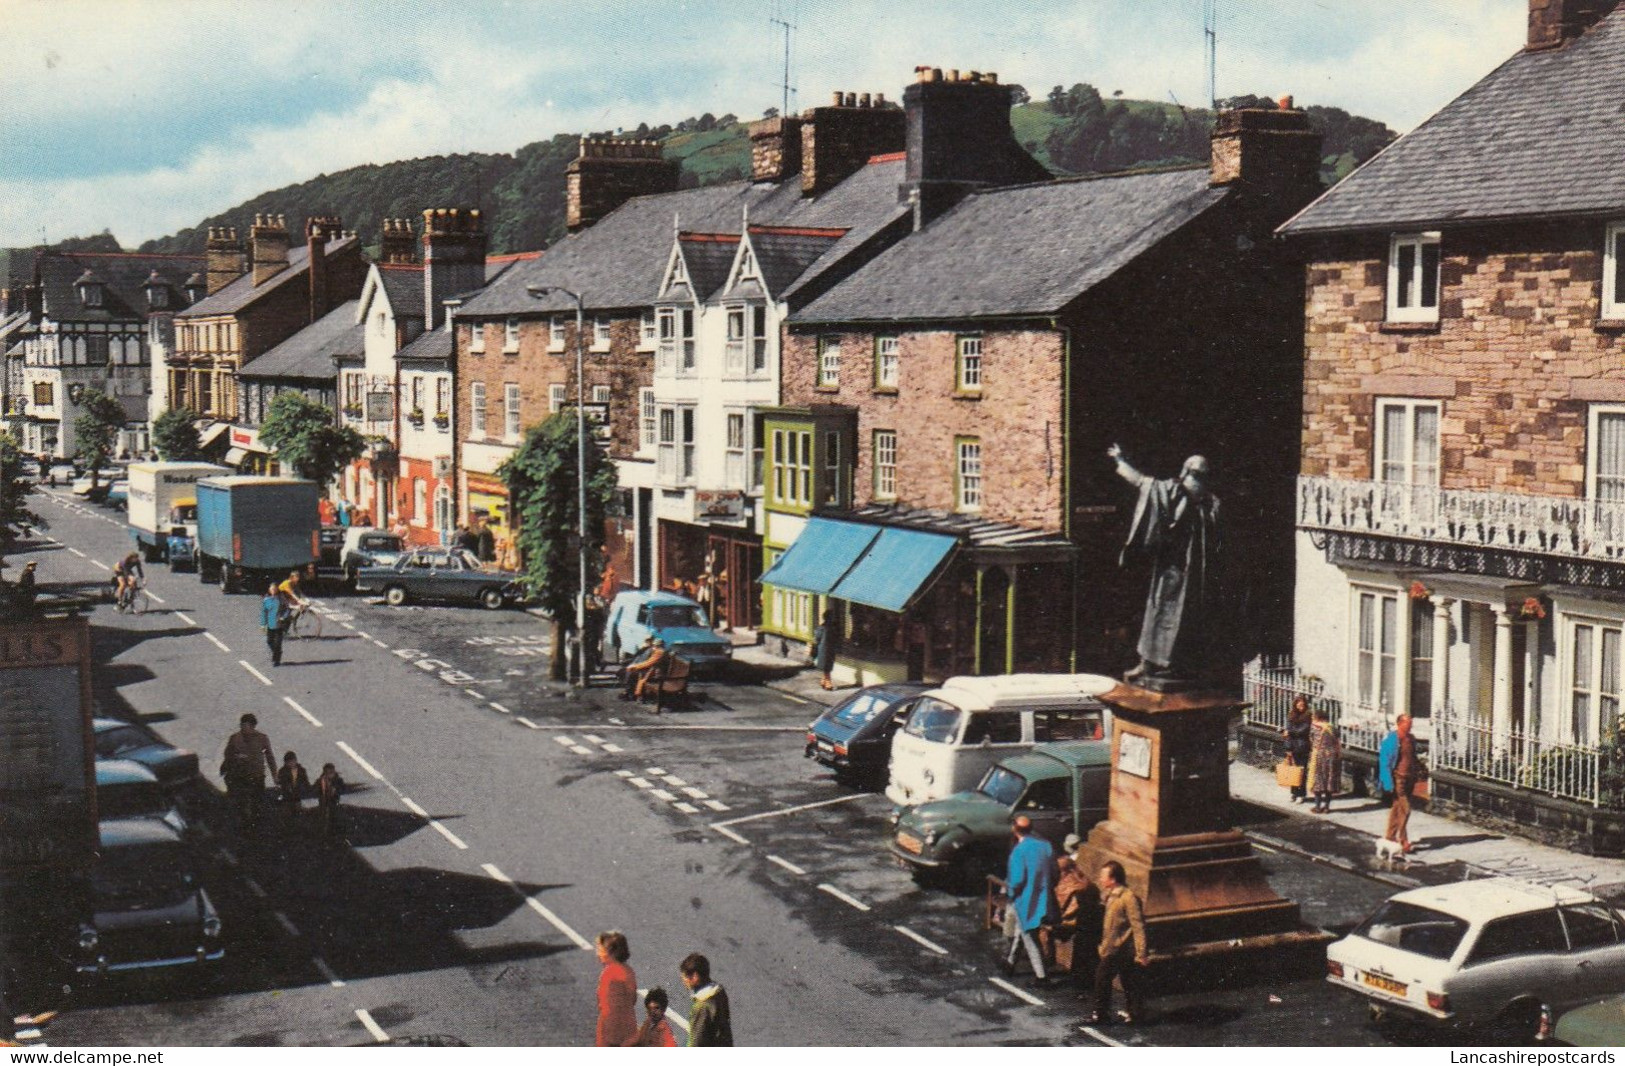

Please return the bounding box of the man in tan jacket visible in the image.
[1086,860,1148,1027]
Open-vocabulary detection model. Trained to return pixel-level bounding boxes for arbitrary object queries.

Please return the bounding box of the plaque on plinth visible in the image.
[1076,682,1330,959]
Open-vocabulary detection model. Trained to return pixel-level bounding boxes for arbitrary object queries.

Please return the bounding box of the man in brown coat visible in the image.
[1085,860,1149,1027]
[1384,714,1422,852]
[222,713,276,831]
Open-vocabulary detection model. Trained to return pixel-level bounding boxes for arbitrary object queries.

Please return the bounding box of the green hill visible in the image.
[136,90,1394,258]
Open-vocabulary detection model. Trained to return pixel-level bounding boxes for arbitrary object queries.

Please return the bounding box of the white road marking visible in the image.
[516,717,540,729]
[702,799,730,812]
[400,797,428,817]
[818,883,872,912]
[489,701,512,714]
[89,560,110,572]
[355,1009,389,1043]
[989,976,1045,1007]
[273,911,300,937]
[372,639,388,648]
[464,688,482,698]
[613,769,634,778]
[44,535,57,543]
[602,743,623,753]
[283,696,322,727]
[497,723,802,733]
[176,612,196,627]
[335,741,382,780]
[583,733,603,743]
[1079,1026,1126,1048]
[662,775,688,787]
[357,631,372,640]
[340,622,354,630]
[238,660,273,686]
[674,802,699,813]
[629,777,652,789]
[145,590,165,604]
[766,855,807,876]
[427,818,468,850]
[894,925,949,955]
[481,863,512,884]
[66,546,85,557]
[525,897,594,951]
[204,632,232,653]
[553,735,575,747]
[712,793,863,826]
[645,766,667,775]
[569,745,591,755]
[313,957,345,988]
[681,787,708,799]
[712,825,749,845]
[243,877,268,899]
[779,692,811,704]
[650,788,676,801]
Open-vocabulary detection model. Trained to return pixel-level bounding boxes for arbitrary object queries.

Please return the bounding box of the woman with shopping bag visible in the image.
[1278,696,1311,804]
[1306,708,1342,814]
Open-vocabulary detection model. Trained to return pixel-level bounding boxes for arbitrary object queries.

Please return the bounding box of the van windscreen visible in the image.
[903,697,961,743]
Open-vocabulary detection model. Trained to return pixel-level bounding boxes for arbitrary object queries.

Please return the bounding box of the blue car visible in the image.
[600,590,733,676]
[93,718,199,792]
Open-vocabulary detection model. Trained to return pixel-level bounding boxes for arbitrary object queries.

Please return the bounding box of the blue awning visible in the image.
[829,527,958,613]
[760,517,880,595]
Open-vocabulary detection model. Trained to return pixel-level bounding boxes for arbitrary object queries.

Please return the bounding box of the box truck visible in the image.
[195,476,321,594]
[125,462,227,566]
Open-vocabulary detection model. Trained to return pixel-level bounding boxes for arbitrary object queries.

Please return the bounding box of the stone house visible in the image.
[234,299,363,473]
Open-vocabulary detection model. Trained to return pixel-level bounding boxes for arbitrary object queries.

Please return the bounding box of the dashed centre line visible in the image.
[312,957,345,988]
[893,925,949,955]
[817,883,872,912]
[712,825,749,846]
[401,795,469,850]
[204,632,232,653]
[66,547,85,558]
[273,911,300,937]
[145,590,165,604]
[238,660,273,686]
[516,717,540,729]
[175,612,196,627]
[335,741,382,780]
[489,701,512,714]
[89,560,110,572]
[988,976,1045,1007]
[283,696,322,727]
[355,1009,389,1043]
[766,855,807,876]
[481,864,595,951]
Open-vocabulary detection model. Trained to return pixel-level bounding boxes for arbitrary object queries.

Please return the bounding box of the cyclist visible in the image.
[276,569,312,631]
[112,551,144,610]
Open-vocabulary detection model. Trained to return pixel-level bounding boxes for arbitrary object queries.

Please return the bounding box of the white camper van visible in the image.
[885,673,1116,807]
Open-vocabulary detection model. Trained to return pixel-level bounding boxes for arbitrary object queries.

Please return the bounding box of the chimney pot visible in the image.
[986,72,998,84]
[859,92,872,107]
[931,68,943,82]
[947,69,959,82]
[832,90,844,105]
[1277,94,1294,110]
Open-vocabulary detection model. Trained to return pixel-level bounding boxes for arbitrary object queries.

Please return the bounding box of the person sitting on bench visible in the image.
[620,638,668,701]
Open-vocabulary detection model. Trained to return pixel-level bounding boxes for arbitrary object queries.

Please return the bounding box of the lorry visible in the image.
[195,476,322,594]
[125,462,227,566]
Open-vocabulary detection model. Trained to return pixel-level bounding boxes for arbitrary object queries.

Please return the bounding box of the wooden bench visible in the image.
[642,656,692,713]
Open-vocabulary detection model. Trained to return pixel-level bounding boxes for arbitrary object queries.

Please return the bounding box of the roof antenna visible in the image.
[742,203,750,230]
[770,0,798,118]
[1204,0,1219,110]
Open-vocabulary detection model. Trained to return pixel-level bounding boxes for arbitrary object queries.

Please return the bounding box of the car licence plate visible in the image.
[816,741,834,754]
[1362,972,1407,997]
[896,832,923,855]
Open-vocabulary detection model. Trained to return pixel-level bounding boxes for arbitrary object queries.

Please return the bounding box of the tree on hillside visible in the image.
[72,388,125,488]
[259,393,365,486]
[500,413,618,680]
[0,430,45,546]
[152,407,203,461]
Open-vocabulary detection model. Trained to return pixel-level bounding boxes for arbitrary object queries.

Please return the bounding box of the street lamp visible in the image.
[527,283,588,687]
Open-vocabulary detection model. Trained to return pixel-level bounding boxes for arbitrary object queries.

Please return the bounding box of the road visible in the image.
[11,488,1438,1047]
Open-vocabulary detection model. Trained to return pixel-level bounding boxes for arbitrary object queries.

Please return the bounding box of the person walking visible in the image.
[1307,708,1342,814]
[1377,721,1400,808]
[1281,696,1312,804]
[261,584,289,666]
[315,762,346,839]
[813,609,840,691]
[623,987,678,1047]
[221,714,276,832]
[452,524,477,554]
[1003,814,1056,986]
[275,751,309,819]
[678,953,732,1047]
[594,931,638,1047]
[475,521,496,564]
[1084,860,1148,1027]
[1385,715,1422,853]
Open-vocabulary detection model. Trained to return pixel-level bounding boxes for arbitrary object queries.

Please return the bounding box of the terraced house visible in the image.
[1260,0,1625,851]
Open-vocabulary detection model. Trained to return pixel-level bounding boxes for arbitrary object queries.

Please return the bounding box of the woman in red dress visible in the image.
[595,930,638,1047]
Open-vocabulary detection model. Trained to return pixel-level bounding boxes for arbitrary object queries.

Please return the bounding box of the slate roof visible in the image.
[793,167,1230,324]
[395,327,453,365]
[378,265,426,321]
[28,250,205,325]
[461,157,907,317]
[1281,10,1625,235]
[179,236,359,318]
[238,300,362,382]
[732,229,845,300]
[670,235,740,302]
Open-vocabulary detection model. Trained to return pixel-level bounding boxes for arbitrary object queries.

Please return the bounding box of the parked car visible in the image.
[76,818,223,975]
[103,480,129,508]
[93,717,199,791]
[355,547,526,609]
[1326,878,1625,1040]
[95,760,189,836]
[889,740,1111,885]
[69,472,117,497]
[599,590,732,676]
[1553,992,1625,1046]
[339,527,407,587]
[805,681,931,786]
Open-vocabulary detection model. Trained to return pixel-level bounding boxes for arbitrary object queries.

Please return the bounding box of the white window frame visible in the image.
[639,311,657,350]
[469,322,485,353]
[549,384,567,413]
[639,387,656,452]
[1565,613,1623,746]
[657,406,677,481]
[771,428,813,508]
[435,377,450,416]
[1351,584,1401,715]
[1374,398,1441,486]
[725,410,748,490]
[817,336,840,388]
[873,429,897,500]
[679,406,696,482]
[875,335,899,390]
[1387,232,1442,323]
[956,335,983,393]
[1605,222,1625,321]
[591,384,611,405]
[549,316,567,352]
[503,382,522,442]
[725,306,747,376]
[1588,404,1625,501]
[679,308,696,373]
[656,307,677,372]
[470,382,487,436]
[592,317,612,351]
[955,437,982,512]
[750,304,770,375]
[504,317,521,353]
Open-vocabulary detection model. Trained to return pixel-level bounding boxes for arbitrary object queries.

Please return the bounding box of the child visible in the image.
[276,751,309,815]
[315,762,346,838]
[622,987,677,1048]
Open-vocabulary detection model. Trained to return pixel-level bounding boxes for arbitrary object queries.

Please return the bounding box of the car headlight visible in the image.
[924,829,938,846]
[203,916,222,938]
[889,808,902,827]
[78,926,98,951]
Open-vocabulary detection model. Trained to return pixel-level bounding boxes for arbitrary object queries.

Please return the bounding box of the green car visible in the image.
[888,740,1112,884]
[1554,994,1625,1046]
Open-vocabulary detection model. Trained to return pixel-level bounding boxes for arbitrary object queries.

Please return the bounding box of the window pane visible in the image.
[1413,406,1439,482]
[1598,413,1625,501]
[1380,596,1398,656]
[1614,229,1625,306]
[1381,405,1408,482]
[1421,243,1441,308]
[1397,242,1417,307]
[1603,628,1621,701]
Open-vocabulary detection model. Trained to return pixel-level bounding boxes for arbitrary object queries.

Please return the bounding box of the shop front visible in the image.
[656,493,763,631]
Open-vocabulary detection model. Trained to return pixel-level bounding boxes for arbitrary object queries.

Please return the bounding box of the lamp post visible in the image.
[527,284,588,687]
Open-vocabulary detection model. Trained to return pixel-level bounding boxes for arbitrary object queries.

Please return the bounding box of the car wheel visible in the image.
[479,587,504,611]
[1494,1000,1546,1044]
[384,585,409,607]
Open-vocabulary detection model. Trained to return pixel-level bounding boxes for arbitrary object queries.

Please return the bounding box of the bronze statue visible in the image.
[1108,443,1220,686]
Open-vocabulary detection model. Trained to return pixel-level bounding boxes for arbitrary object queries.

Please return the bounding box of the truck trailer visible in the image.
[125,462,227,566]
[195,476,321,594]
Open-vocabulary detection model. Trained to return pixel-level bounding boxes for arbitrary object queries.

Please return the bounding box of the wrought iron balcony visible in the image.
[1297,475,1625,563]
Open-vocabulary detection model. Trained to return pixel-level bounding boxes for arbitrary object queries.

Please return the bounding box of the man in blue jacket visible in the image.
[261,584,289,667]
[1004,815,1056,985]
[1377,722,1400,808]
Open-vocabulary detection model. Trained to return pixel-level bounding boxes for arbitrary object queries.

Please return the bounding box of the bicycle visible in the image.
[286,602,323,640]
[114,578,149,615]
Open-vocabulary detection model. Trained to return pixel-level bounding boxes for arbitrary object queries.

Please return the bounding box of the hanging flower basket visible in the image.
[432,413,450,429]
[1519,596,1547,620]
[1409,580,1432,601]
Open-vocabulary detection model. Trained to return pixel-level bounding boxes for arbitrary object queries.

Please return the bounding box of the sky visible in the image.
[0,0,1530,248]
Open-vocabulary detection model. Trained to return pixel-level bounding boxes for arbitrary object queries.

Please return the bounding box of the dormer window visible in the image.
[147,286,168,310]
[184,275,206,304]
[1387,233,1441,324]
[1605,221,1625,321]
[75,272,104,308]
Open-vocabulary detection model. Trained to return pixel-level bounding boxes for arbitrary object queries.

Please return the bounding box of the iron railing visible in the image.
[1241,658,1383,754]
[1433,702,1603,807]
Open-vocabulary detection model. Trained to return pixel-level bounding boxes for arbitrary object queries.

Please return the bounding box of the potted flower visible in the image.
[407,407,425,427]
[343,403,363,419]
[432,411,450,429]
[1518,596,1547,621]
[1409,580,1432,601]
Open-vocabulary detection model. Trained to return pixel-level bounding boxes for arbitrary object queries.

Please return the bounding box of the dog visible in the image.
[1374,837,1409,867]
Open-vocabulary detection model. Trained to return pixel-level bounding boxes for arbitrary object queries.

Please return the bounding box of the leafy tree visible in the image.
[259,392,365,486]
[152,407,203,461]
[500,413,618,680]
[0,430,45,546]
[72,388,125,488]
[1007,84,1030,106]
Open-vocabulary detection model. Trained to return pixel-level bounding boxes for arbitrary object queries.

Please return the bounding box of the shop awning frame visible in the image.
[827,526,958,613]
[760,517,880,596]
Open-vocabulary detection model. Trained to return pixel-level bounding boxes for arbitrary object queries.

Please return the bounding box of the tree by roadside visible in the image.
[500,413,618,680]
[72,388,126,489]
[152,407,204,461]
[258,393,365,486]
[0,430,46,547]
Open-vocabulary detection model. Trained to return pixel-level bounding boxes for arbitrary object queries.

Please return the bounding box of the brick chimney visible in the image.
[899,67,1050,223]
[1527,0,1620,49]
[1209,100,1323,209]
[305,215,343,323]
[748,116,804,182]
[205,225,247,295]
[800,90,905,197]
[566,139,680,232]
[250,213,290,286]
[379,217,418,264]
[422,208,487,328]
